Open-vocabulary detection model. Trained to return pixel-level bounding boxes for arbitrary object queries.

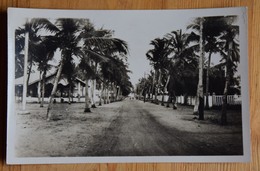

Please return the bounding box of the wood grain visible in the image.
[0,0,259,170]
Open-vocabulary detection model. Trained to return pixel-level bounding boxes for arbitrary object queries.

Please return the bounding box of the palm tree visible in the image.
[160,71,170,105]
[218,17,239,125]
[80,29,128,111]
[146,38,170,104]
[90,60,98,107]
[164,29,198,109]
[45,18,129,118]
[78,55,95,112]
[188,16,235,113]
[46,18,84,119]
[16,18,58,111]
[80,29,110,108]
[187,17,206,119]
[196,18,205,119]
[24,19,58,87]
[33,36,59,107]
[63,60,76,104]
[111,59,132,101]
[204,37,220,109]
[99,58,118,103]
[203,17,233,109]
[145,72,154,100]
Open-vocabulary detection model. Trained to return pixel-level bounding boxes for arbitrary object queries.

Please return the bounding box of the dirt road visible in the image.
[85,99,243,156]
[16,99,243,157]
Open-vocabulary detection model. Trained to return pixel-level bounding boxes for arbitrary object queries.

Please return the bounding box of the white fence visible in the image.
[154,94,241,107]
[212,95,241,106]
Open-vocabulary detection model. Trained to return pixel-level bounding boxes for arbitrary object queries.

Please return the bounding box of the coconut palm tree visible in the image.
[146,37,170,104]
[80,29,111,108]
[164,29,198,109]
[80,29,128,111]
[33,36,58,107]
[185,17,206,119]
[46,18,85,119]
[204,37,221,109]
[187,16,235,115]
[23,19,58,87]
[99,57,119,103]
[78,55,95,112]
[218,17,239,125]
[45,18,129,118]
[16,18,58,111]
[111,58,132,101]
[203,17,233,109]
[63,60,76,104]
[143,72,153,100]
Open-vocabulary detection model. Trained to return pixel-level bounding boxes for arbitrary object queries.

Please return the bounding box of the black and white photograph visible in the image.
[7,7,250,164]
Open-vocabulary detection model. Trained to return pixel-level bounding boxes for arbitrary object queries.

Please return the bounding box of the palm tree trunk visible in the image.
[158,69,162,105]
[68,85,71,105]
[221,77,229,125]
[40,70,46,107]
[105,87,108,104]
[90,80,94,106]
[84,78,91,112]
[172,92,177,109]
[22,28,29,111]
[91,79,97,108]
[110,82,114,102]
[116,86,120,101]
[107,84,110,103]
[38,71,42,103]
[109,82,113,102]
[154,70,158,104]
[162,74,170,106]
[113,82,117,102]
[151,71,156,101]
[77,82,81,102]
[26,57,33,95]
[103,84,107,104]
[205,51,212,110]
[147,86,150,100]
[119,87,121,100]
[161,90,165,106]
[91,61,98,107]
[193,17,204,120]
[99,82,103,106]
[46,58,64,120]
[193,96,199,114]
[221,41,232,125]
[165,76,171,108]
[184,93,188,105]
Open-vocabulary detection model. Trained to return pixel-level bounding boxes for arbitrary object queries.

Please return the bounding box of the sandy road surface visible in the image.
[15,99,243,157]
[85,99,243,156]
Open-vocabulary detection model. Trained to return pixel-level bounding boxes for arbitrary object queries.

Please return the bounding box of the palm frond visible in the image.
[84,37,128,55]
[31,18,59,33]
[84,48,111,63]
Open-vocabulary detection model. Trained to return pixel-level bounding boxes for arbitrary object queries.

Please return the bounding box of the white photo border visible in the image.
[7,7,250,164]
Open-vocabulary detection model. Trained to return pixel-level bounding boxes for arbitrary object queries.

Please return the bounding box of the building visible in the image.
[15,71,89,103]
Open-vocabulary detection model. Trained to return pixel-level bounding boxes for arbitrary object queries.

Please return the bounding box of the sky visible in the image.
[11,8,244,86]
[76,10,197,86]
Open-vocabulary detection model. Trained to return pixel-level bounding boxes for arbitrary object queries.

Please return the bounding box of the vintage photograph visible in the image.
[7,7,250,164]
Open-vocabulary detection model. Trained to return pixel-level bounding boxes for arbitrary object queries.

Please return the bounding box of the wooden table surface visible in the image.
[0,0,259,170]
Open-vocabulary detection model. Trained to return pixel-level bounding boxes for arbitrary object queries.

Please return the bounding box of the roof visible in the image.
[15,71,56,86]
[15,71,85,86]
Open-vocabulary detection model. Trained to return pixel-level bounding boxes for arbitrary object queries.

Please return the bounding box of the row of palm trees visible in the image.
[15,18,132,120]
[136,16,240,125]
